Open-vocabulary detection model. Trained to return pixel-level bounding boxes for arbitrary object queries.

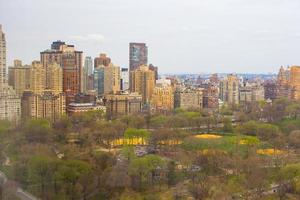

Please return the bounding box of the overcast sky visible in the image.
[1,0,300,74]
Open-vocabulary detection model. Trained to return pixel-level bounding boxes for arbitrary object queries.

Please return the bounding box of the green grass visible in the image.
[181,134,262,155]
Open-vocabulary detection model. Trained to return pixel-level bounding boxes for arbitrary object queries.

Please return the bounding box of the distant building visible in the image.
[121,68,129,91]
[149,64,158,80]
[104,92,142,118]
[22,91,66,122]
[94,53,111,68]
[151,81,174,112]
[41,41,83,98]
[129,65,156,104]
[129,43,148,71]
[174,87,203,110]
[290,66,300,100]
[83,56,94,92]
[67,103,106,115]
[0,25,21,123]
[74,93,96,104]
[20,59,65,122]
[219,74,239,105]
[263,80,278,101]
[94,63,120,96]
[239,82,265,104]
[202,85,219,110]
[8,60,31,97]
[276,66,300,100]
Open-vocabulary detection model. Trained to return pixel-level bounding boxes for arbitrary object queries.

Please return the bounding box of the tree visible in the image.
[288,130,300,148]
[235,120,259,136]
[257,123,280,141]
[28,156,54,199]
[24,119,51,143]
[223,117,233,133]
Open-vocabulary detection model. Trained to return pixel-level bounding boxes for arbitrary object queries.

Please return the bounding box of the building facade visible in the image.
[104,92,142,118]
[94,53,111,68]
[121,68,129,91]
[94,64,120,96]
[219,74,239,105]
[41,41,83,97]
[174,87,203,110]
[151,84,174,112]
[129,43,148,71]
[0,25,21,123]
[8,60,31,97]
[129,65,156,104]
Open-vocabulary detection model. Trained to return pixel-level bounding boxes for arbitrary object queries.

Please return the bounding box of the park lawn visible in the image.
[181,134,260,154]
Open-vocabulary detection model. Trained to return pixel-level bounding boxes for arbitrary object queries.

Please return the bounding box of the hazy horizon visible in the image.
[1,0,300,74]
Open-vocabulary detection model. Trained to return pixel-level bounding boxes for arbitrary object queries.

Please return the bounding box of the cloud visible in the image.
[69,34,105,43]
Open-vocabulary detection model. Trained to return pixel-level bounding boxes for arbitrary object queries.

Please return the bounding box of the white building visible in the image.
[0,25,21,123]
[121,68,129,91]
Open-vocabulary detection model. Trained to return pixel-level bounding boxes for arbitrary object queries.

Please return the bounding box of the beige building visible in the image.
[151,82,174,112]
[21,61,65,122]
[8,60,31,97]
[94,63,120,96]
[130,65,156,104]
[290,66,300,100]
[22,91,65,122]
[219,74,239,105]
[174,87,203,110]
[277,66,300,100]
[104,92,142,118]
[239,83,265,104]
[0,25,21,123]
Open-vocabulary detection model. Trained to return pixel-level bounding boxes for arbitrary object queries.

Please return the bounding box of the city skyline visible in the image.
[1,0,300,74]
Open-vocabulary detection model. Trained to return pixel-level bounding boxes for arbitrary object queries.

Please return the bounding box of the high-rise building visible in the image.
[0,25,6,85]
[129,65,156,104]
[41,41,83,97]
[239,82,265,104]
[0,25,21,123]
[174,87,203,110]
[121,68,129,91]
[83,56,93,93]
[129,43,148,71]
[104,92,142,119]
[84,56,93,76]
[8,60,31,97]
[21,60,65,122]
[203,85,219,110]
[276,66,300,100]
[22,91,66,122]
[94,63,120,96]
[219,74,239,105]
[149,64,158,80]
[151,81,174,112]
[29,61,46,94]
[263,80,278,101]
[94,53,111,68]
[289,66,300,100]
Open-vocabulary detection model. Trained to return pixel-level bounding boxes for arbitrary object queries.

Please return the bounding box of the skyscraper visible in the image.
[84,56,93,76]
[21,61,65,122]
[129,43,148,71]
[8,60,31,97]
[0,25,21,123]
[41,41,83,97]
[219,74,239,105]
[94,63,120,96]
[94,53,111,68]
[129,65,155,104]
[83,56,94,92]
[121,68,129,91]
[0,25,6,85]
